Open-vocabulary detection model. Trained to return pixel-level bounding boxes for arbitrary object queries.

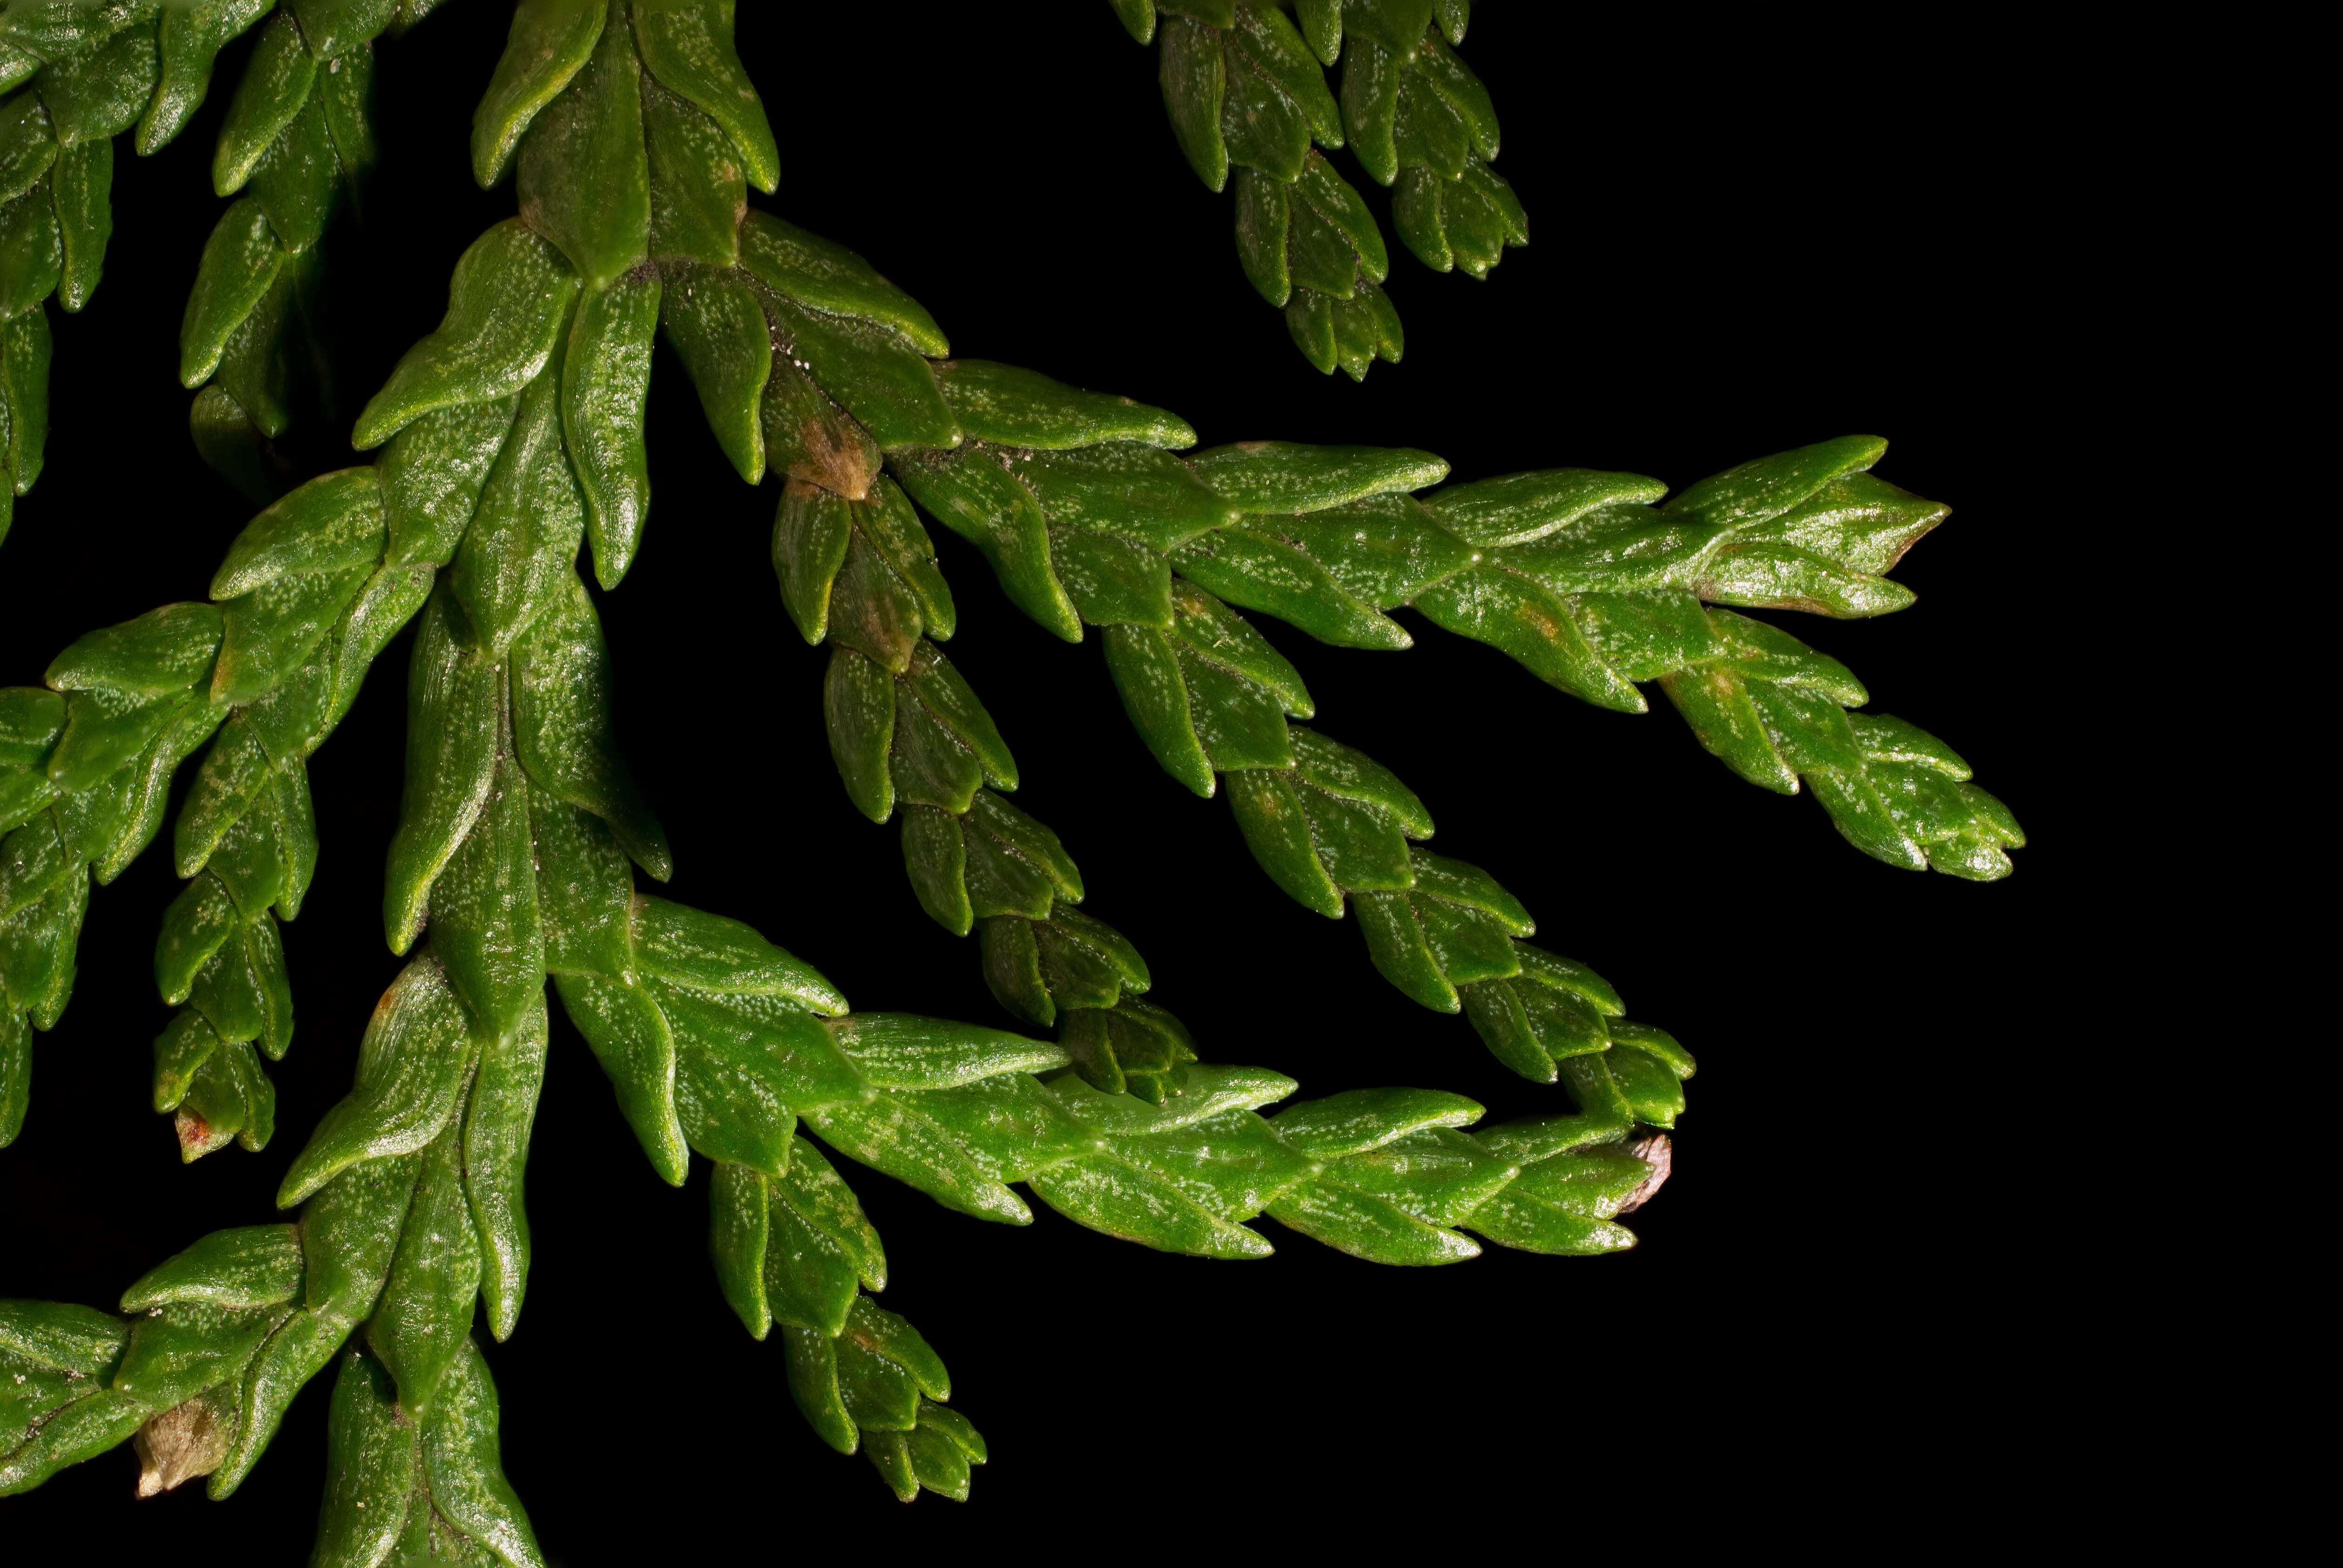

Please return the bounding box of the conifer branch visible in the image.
[0,0,2017,1535]
[873,404,2022,884]
[623,113,2014,1047]
[175,0,402,502]
[11,724,1681,1511]
[1164,433,2028,880]
[6,917,1678,1513]
[736,337,2012,1068]
[0,459,439,1155]
[774,535,1671,1090]
[636,204,1700,1084]
[0,0,434,535]
[1110,0,1522,376]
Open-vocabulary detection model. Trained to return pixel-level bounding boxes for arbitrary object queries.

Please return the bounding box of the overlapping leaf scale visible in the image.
[354,209,672,1111]
[1111,0,1512,371]
[352,574,658,1356]
[0,1286,546,1562]
[2,600,232,1145]
[1328,0,1525,281]
[873,369,2001,1041]
[313,1339,543,1568]
[484,5,800,582]
[795,602,1195,1097]
[708,1158,988,1501]
[139,340,568,1161]
[17,927,557,1509]
[4,925,547,1518]
[1120,2,1406,376]
[0,1299,144,1496]
[148,463,435,1162]
[303,148,688,1136]
[0,1,443,521]
[0,13,158,298]
[3,1092,542,1562]
[249,946,539,1439]
[0,0,411,512]
[629,37,950,494]
[516,746,1033,1505]
[1091,580,1669,1068]
[198,0,419,497]
[5,193,592,1148]
[0,0,167,538]
[335,221,819,1432]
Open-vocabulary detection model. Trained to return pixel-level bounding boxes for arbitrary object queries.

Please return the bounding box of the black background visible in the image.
[2,4,2124,1557]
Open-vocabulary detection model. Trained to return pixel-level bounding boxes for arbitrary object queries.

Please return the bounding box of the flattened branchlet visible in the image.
[0,0,2020,1547]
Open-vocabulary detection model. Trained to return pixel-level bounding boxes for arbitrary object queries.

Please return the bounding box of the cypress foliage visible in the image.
[0,2,2020,1544]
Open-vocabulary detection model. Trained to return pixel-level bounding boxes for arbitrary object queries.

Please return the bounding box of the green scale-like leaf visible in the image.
[382,593,501,953]
[510,574,668,875]
[662,264,768,483]
[515,0,646,286]
[278,955,474,1206]
[142,2,274,153]
[214,11,312,193]
[563,274,658,586]
[37,14,157,148]
[472,0,607,187]
[632,0,780,194]
[353,221,578,450]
